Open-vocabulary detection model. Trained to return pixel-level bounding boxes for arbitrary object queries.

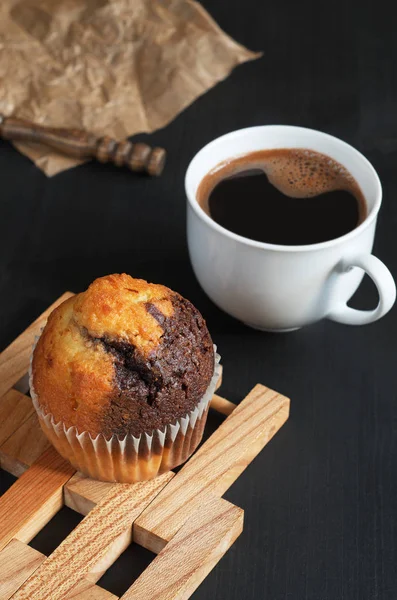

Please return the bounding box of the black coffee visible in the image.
[197,149,366,246]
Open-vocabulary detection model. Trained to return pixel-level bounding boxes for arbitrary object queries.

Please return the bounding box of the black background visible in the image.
[1,1,397,598]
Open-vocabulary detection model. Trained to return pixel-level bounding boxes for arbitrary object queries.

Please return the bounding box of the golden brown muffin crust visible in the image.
[32,274,214,438]
[73,274,174,355]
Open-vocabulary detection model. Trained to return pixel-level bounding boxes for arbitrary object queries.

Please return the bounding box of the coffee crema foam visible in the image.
[198,148,366,223]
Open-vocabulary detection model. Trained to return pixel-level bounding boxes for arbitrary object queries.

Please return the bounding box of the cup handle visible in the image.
[327,255,396,325]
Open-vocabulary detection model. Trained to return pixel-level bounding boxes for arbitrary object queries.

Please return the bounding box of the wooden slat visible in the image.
[0,292,73,398]
[0,390,34,447]
[210,393,236,416]
[121,496,243,600]
[0,539,117,600]
[0,412,51,477]
[64,472,118,516]
[134,385,289,553]
[0,540,44,600]
[0,447,75,552]
[13,472,174,600]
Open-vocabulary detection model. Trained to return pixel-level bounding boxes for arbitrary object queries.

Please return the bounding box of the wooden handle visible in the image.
[0,115,166,176]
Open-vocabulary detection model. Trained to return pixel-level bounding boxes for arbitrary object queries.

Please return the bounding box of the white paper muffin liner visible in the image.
[29,345,221,483]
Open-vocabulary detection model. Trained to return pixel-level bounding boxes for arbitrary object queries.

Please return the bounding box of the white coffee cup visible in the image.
[186,125,396,331]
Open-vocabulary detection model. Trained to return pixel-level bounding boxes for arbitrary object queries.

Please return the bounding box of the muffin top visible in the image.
[31,274,214,438]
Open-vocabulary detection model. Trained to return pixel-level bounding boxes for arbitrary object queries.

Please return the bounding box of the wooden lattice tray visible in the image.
[0,292,290,600]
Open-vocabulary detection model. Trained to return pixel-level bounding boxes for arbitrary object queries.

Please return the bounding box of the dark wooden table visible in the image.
[1,1,396,598]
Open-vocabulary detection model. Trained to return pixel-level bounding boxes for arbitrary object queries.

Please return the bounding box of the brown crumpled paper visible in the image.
[0,0,261,176]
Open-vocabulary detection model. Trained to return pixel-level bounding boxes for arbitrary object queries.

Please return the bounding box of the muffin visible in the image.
[30,274,219,482]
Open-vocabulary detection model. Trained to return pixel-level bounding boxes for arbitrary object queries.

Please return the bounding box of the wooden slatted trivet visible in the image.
[0,292,290,600]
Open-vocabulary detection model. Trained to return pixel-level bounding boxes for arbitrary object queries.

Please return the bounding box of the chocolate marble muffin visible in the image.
[30,274,218,482]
